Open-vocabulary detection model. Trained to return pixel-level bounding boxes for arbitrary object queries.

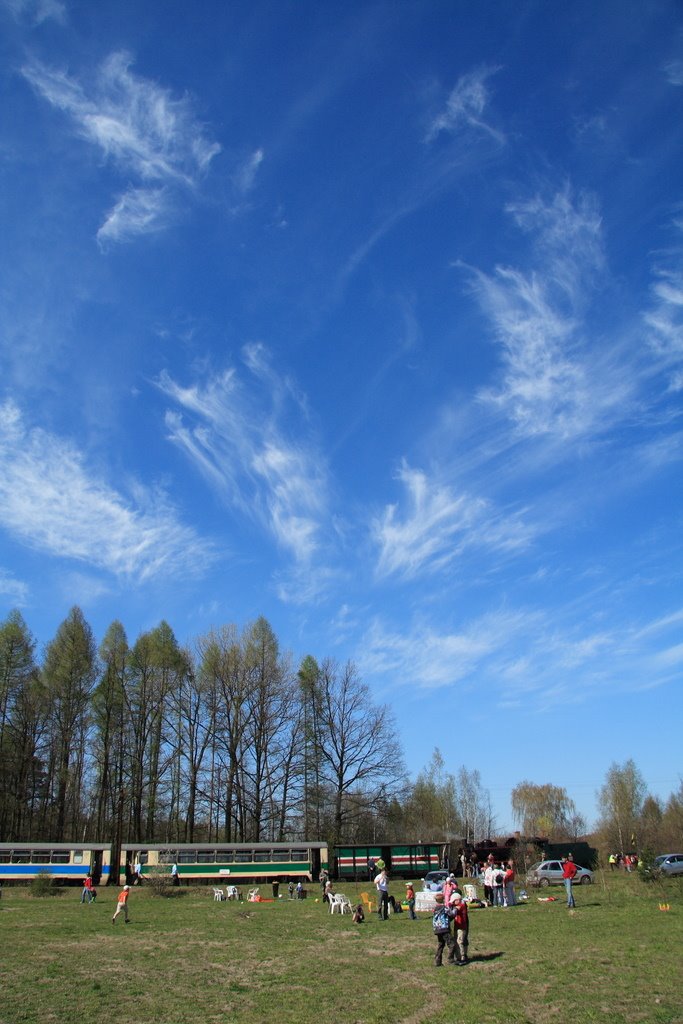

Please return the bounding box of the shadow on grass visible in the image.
[470,952,505,963]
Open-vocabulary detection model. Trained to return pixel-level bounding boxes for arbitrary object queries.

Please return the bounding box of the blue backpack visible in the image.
[432,906,451,933]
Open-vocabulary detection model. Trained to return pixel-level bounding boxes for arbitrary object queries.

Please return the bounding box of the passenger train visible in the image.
[0,841,329,886]
[0,840,450,886]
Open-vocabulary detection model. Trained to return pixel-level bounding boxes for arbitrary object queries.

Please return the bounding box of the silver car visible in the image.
[526,859,593,887]
[422,870,449,891]
[653,854,683,877]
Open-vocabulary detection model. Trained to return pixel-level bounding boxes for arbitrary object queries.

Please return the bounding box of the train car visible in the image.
[119,842,329,886]
[334,842,443,881]
[0,843,112,885]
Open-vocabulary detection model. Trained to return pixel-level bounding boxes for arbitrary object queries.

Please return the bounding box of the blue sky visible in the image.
[1,0,682,833]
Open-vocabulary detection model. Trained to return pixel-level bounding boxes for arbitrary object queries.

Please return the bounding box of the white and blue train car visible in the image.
[0,843,113,885]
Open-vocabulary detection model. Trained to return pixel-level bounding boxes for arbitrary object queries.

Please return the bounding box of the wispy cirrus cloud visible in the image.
[22,50,220,242]
[469,186,631,439]
[0,400,213,580]
[373,461,532,580]
[426,65,504,144]
[3,0,65,24]
[644,217,683,390]
[158,345,328,564]
[360,599,682,706]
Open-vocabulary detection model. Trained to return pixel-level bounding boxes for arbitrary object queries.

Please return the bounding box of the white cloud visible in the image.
[158,349,328,564]
[359,609,529,689]
[360,600,682,706]
[0,401,214,581]
[233,148,264,195]
[469,187,630,439]
[22,50,220,241]
[3,0,65,24]
[0,568,29,605]
[644,219,683,381]
[373,461,532,580]
[97,186,171,245]
[663,60,683,86]
[426,65,504,144]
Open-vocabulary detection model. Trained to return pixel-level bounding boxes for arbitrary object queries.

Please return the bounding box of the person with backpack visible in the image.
[432,892,456,967]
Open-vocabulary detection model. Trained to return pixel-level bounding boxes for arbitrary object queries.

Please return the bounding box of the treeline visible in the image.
[4,608,678,857]
[0,608,411,851]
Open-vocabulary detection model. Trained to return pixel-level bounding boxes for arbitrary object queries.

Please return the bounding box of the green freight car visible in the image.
[334,842,443,881]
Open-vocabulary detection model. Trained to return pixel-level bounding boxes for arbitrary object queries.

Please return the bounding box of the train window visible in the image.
[51,851,71,864]
[196,850,216,863]
[11,851,31,863]
[275,849,291,861]
[217,851,234,863]
[158,851,177,865]
[0,851,10,863]
[32,851,51,863]
[253,851,272,862]
[234,851,253,862]
[291,850,308,862]
[178,850,197,864]
[73,852,84,864]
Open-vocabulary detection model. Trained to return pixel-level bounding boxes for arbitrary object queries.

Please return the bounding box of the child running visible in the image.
[112,884,131,924]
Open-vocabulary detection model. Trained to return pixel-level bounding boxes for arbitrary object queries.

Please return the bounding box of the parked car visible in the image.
[653,854,683,877]
[526,860,593,887]
[422,870,449,891]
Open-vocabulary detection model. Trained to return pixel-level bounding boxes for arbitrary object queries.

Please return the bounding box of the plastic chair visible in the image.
[360,891,376,913]
[213,888,225,902]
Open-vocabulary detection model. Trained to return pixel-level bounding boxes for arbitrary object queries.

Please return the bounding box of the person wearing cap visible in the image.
[112,884,131,924]
[405,881,416,920]
[450,892,470,965]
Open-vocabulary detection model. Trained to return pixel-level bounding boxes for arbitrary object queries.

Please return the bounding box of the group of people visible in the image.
[432,889,469,967]
[608,852,638,871]
[482,856,516,907]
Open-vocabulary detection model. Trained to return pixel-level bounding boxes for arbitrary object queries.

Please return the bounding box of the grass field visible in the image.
[1,872,681,1024]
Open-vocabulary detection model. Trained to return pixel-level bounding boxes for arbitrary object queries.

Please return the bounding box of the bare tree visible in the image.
[316,659,404,851]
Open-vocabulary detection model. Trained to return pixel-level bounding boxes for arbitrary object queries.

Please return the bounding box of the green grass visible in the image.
[1,872,681,1024]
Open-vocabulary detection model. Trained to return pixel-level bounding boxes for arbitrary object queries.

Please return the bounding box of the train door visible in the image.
[310,846,321,881]
[380,846,392,872]
[90,849,103,885]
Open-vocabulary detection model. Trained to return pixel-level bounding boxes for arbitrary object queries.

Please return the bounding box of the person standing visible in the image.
[171,861,179,886]
[504,860,516,907]
[80,875,94,904]
[562,854,577,908]
[405,881,416,920]
[432,893,456,967]
[374,867,389,920]
[112,884,131,924]
[450,891,470,965]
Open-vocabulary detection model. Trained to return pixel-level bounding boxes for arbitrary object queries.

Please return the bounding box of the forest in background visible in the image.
[1,608,680,859]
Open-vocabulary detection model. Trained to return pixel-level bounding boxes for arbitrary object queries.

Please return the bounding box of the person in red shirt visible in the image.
[450,892,470,965]
[504,860,516,907]
[112,884,131,924]
[80,875,94,905]
[562,854,577,908]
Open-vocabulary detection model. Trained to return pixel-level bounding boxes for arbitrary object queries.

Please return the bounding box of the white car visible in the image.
[526,859,593,887]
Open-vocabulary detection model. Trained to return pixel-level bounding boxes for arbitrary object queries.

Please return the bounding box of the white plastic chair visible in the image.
[213,888,225,902]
